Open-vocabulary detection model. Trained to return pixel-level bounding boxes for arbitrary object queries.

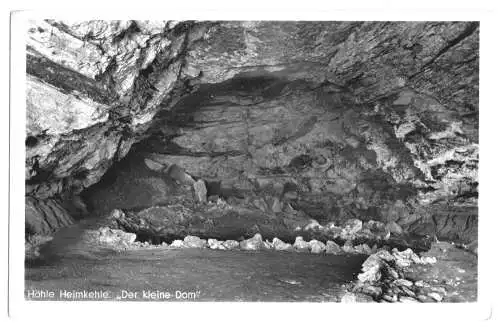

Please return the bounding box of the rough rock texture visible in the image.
[26,20,478,243]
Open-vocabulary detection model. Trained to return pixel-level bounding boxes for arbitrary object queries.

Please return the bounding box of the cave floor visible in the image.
[25,247,366,301]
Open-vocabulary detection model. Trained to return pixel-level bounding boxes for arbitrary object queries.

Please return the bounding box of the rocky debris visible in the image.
[304,219,324,231]
[239,233,265,251]
[272,238,293,251]
[26,21,478,250]
[340,219,363,240]
[96,226,136,246]
[222,240,240,250]
[293,236,310,252]
[309,240,326,254]
[193,180,208,204]
[325,240,342,254]
[427,292,443,302]
[170,240,186,248]
[342,245,462,303]
[354,243,372,255]
[183,235,207,248]
[342,240,355,253]
[207,238,226,250]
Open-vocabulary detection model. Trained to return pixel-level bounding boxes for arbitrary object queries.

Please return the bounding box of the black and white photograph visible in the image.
[6,3,498,323]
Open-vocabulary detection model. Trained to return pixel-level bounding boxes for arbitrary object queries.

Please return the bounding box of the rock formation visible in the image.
[25,20,478,245]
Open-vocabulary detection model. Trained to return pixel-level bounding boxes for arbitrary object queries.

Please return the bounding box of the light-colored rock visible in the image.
[183,235,207,248]
[427,292,443,302]
[208,238,225,250]
[358,254,385,283]
[394,279,414,288]
[342,240,355,253]
[304,219,323,231]
[399,296,419,303]
[239,233,265,251]
[272,238,293,251]
[170,240,186,248]
[222,240,240,250]
[420,256,437,265]
[293,236,310,252]
[325,240,342,254]
[341,219,363,240]
[309,240,326,254]
[354,243,372,255]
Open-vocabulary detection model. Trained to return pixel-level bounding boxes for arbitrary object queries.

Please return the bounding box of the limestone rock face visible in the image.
[25,20,479,243]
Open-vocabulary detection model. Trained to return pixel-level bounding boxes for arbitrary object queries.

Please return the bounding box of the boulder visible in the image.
[293,236,310,252]
[272,237,293,251]
[183,235,207,248]
[325,240,342,254]
[309,239,326,254]
[358,254,387,283]
[240,233,265,251]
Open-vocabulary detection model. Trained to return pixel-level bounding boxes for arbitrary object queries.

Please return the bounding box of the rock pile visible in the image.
[342,248,444,303]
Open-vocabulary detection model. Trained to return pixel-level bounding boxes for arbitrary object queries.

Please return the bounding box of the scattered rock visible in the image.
[325,240,342,254]
[309,239,326,254]
[341,219,363,240]
[414,280,429,288]
[382,294,397,302]
[358,254,384,283]
[359,285,383,297]
[239,233,265,251]
[420,256,437,265]
[183,235,207,248]
[272,237,293,251]
[304,219,323,231]
[293,236,310,252]
[354,243,372,255]
[222,240,240,250]
[342,240,355,253]
[427,292,443,302]
[417,294,433,302]
[399,296,419,303]
[392,248,419,268]
[97,226,136,246]
[207,238,225,250]
[394,279,413,288]
[170,240,186,248]
[193,179,208,203]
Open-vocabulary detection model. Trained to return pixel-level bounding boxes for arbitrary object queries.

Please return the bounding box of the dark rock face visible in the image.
[25,20,479,243]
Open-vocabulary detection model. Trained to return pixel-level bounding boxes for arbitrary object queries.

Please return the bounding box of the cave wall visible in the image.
[25,20,479,241]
